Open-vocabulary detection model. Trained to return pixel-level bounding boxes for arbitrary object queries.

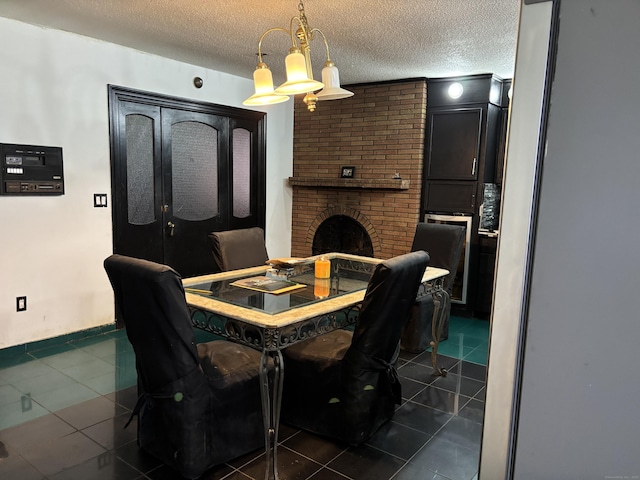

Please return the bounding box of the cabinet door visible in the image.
[424,181,476,213]
[427,108,482,180]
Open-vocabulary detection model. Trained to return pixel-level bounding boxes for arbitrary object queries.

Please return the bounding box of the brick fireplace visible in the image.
[290,79,427,259]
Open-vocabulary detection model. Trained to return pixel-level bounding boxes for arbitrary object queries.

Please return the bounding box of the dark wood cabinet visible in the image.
[422,76,504,215]
[424,182,476,213]
[426,108,482,181]
[421,74,509,316]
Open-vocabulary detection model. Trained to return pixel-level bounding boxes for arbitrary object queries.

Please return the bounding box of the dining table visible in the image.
[183,252,449,480]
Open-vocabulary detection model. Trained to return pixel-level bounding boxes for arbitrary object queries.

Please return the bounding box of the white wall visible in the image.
[484,0,640,477]
[481,2,553,477]
[512,0,640,477]
[0,17,294,349]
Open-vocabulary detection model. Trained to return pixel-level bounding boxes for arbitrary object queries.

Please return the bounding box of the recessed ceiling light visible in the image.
[448,82,464,99]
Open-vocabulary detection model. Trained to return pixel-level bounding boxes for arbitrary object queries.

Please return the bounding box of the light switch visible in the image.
[17,296,27,312]
[94,193,108,207]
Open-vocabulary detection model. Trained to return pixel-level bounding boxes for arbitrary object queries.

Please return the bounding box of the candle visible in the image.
[314,278,331,299]
[314,256,331,279]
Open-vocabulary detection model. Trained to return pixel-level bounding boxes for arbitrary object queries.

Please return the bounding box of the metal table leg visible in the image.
[259,349,284,480]
[430,287,450,376]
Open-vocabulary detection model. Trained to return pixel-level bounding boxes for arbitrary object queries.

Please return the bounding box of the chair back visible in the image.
[346,251,430,365]
[280,251,429,445]
[339,251,429,442]
[208,227,269,271]
[411,222,465,292]
[104,254,199,392]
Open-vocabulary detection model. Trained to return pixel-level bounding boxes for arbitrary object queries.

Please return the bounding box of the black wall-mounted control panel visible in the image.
[0,143,64,195]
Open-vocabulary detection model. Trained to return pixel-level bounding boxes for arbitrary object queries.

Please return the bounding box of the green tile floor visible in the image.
[0,316,488,432]
[438,315,490,366]
[0,329,135,431]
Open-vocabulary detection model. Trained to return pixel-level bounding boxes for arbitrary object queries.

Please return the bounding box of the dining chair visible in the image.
[400,222,466,353]
[280,250,430,445]
[208,226,269,271]
[104,254,265,479]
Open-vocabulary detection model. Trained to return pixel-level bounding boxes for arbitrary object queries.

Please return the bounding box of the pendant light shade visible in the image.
[242,1,353,111]
[315,63,354,101]
[243,65,289,106]
[274,52,324,95]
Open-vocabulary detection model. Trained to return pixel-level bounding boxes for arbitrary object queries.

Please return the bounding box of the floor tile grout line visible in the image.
[313,446,356,480]
[394,406,483,480]
[399,358,486,382]
[222,468,253,480]
[113,443,155,478]
[278,442,327,468]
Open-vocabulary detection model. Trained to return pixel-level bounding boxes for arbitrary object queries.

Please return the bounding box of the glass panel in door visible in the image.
[112,100,163,264]
[232,128,251,219]
[162,111,227,277]
[171,121,219,221]
[126,114,156,226]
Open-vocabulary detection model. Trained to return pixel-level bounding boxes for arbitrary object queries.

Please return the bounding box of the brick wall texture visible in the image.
[291,79,427,259]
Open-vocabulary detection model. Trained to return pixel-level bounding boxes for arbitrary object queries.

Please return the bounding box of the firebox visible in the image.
[312,215,374,257]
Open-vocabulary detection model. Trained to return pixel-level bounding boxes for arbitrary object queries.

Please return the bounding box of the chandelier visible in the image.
[242,0,354,112]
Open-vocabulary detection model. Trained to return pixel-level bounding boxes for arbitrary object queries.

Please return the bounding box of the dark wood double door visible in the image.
[109,86,265,277]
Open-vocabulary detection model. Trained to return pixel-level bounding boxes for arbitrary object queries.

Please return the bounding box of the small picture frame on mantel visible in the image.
[341,166,355,178]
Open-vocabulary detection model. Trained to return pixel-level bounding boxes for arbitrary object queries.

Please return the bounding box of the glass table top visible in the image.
[185,256,377,315]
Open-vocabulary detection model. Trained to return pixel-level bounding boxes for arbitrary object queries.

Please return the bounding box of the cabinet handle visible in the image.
[472,157,477,176]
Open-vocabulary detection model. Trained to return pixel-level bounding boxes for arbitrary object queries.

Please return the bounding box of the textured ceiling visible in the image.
[0,0,521,85]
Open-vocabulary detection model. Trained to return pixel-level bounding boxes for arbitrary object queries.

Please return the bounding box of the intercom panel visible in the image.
[0,143,64,195]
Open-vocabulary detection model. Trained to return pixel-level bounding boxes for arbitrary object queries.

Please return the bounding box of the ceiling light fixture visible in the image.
[448,82,464,99]
[242,0,354,112]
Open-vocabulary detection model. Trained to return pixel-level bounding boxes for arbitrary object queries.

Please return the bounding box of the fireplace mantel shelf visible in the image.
[288,177,410,190]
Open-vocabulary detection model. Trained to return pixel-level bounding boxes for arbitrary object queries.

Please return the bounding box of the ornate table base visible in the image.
[187,267,448,480]
[429,286,451,376]
[190,306,359,480]
[260,350,283,480]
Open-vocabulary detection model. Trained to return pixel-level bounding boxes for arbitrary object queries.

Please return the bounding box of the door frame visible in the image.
[107,85,267,271]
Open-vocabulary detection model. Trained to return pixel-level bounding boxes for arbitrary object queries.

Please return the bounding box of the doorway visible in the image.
[108,86,266,277]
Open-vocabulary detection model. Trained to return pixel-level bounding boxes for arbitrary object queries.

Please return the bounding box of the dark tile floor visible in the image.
[0,316,488,480]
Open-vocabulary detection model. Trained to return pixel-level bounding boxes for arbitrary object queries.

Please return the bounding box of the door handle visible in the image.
[167,221,175,237]
[472,157,477,176]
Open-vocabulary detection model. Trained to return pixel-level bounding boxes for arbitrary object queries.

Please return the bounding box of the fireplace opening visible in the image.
[312,215,374,257]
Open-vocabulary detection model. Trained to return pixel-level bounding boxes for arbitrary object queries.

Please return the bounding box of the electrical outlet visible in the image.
[17,296,27,312]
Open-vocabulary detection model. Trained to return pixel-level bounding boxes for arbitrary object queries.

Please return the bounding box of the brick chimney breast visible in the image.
[291,79,427,259]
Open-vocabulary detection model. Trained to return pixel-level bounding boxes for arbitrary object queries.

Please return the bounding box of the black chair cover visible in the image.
[104,254,264,479]
[401,222,466,352]
[208,227,269,271]
[281,251,430,445]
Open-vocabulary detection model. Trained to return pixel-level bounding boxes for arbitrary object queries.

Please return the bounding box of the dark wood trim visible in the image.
[107,85,267,277]
[108,85,265,121]
[288,177,410,190]
[342,77,427,89]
